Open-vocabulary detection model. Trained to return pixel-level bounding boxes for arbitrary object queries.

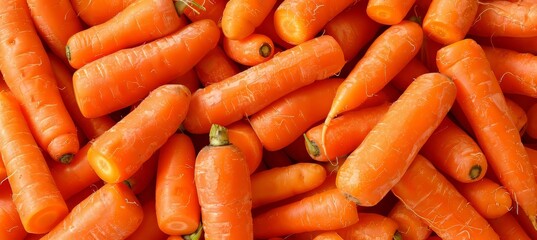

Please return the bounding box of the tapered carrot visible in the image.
[228,120,264,174]
[0,91,68,234]
[195,124,253,239]
[194,46,240,87]
[388,201,432,240]
[470,1,537,37]
[392,155,500,239]
[367,0,416,25]
[322,20,423,146]
[274,0,356,45]
[0,0,79,163]
[125,153,158,194]
[0,183,27,240]
[223,33,275,66]
[336,72,456,206]
[422,0,478,44]
[313,232,343,240]
[73,19,219,118]
[181,0,226,24]
[41,183,144,240]
[70,0,136,26]
[156,134,201,236]
[489,211,531,240]
[453,177,512,219]
[67,0,188,69]
[183,35,345,134]
[528,103,537,139]
[390,57,430,92]
[221,0,277,40]
[437,38,537,229]
[127,198,168,240]
[88,84,191,183]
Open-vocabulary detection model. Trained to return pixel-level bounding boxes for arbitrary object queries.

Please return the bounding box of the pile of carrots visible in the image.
[1,0,537,239]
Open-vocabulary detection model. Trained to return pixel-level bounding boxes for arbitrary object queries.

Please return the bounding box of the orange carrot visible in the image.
[274,0,356,45]
[472,35,537,55]
[183,35,345,134]
[227,120,264,174]
[255,4,295,50]
[156,134,201,236]
[70,0,136,26]
[127,198,168,240]
[367,0,417,25]
[223,33,275,66]
[453,177,513,219]
[0,182,27,240]
[195,124,253,239]
[65,181,103,211]
[0,91,68,234]
[388,201,432,240]
[336,72,456,206]
[73,19,219,118]
[489,211,531,240]
[194,46,240,87]
[88,84,191,183]
[390,57,430,92]
[253,189,359,239]
[180,0,225,24]
[125,153,159,194]
[392,155,500,240]
[41,183,144,240]
[437,38,537,229]
[470,1,537,37]
[313,232,343,240]
[0,0,79,163]
[66,0,188,69]
[221,0,277,40]
[512,206,537,239]
[322,20,423,144]
[528,103,537,139]
[168,68,202,94]
[251,162,326,208]
[422,0,478,44]
[336,213,401,240]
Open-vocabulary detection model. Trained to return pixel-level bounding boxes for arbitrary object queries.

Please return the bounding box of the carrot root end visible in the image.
[259,43,273,58]
[393,230,403,240]
[183,222,203,240]
[304,134,320,158]
[59,153,74,164]
[209,124,230,147]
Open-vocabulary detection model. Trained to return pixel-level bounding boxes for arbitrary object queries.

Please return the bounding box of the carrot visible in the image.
[313,232,343,240]
[336,213,401,240]
[65,181,104,211]
[436,38,537,229]
[390,57,430,92]
[0,91,68,234]
[127,198,168,240]
[453,177,513,219]
[388,201,432,240]
[512,206,537,239]
[366,0,417,25]
[472,35,537,55]
[335,72,456,206]
[220,0,277,40]
[324,1,382,61]
[181,0,226,24]
[262,149,294,169]
[73,19,219,118]
[195,124,253,239]
[251,162,326,208]
[469,1,537,37]
[322,20,423,145]
[419,35,445,72]
[482,46,537,98]
[194,46,240,87]
[222,33,275,66]
[255,4,295,50]
[27,0,84,63]
[125,153,159,194]
[169,68,202,94]
[227,120,264,174]
[489,211,532,240]
[528,103,537,139]
[422,0,478,45]
[41,183,144,240]
[66,0,188,69]
[392,155,500,239]
[70,0,136,26]
[0,0,79,163]
[156,134,201,236]
[506,97,529,134]
[419,117,488,183]
[252,189,359,239]
[182,35,345,134]
[0,183,27,240]
[274,0,356,45]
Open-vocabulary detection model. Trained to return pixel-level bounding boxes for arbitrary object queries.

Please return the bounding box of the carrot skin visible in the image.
[469,1,537,37]
[227,120,264,174]
[223,33,275,66]
[336,213,400,240]
[0,183,27,240]
[422,0,478,45]
[126,198,168,240]
[453,177,513,219]
[221,0,277,40]
[388,201,432,240]
[489,211,532,240]
[367,0,417,25]
[70,0,136,26]
[194,46,240,87]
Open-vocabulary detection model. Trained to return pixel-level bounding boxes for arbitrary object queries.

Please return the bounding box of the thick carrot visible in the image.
[390,57,430,92]
[0,91,68,234]
[41,183,144,240]
[367,0,416,25]
[70,0,136,26]
[156,134,201,236]
[251,162,326,208]
[0,0,79,163]
[88,84,191,183]
[274,0,356,45]
[313,232,343,240]
[528,103,537,139]
[227,120,264,174]
[182,35,345,134]
[73,19,219,118]
[422,0,478,45]
[469,1,537,37]
[388,201,432,240]
[127,198,168,240]
[336,213,401,240]
[253,189,359,239]
[454,177,513,219]
[125,153,158,194]
[195,124,253,239]
[392,155,500,239]
[436,38,537,229]
[66,0,188,69]
[489,211,532,240]
[194,46,240,87]
[0,183,27,240]
[336,72,456,206]
[221,0,277,40]
[322,20,423,145]
[222,33,275,66]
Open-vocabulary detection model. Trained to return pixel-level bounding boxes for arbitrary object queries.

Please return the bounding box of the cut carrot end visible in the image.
[304,134,320,158]
[163,217,199,235]
[59,153,74,164]
[259,43,272,58]
[367,7,398,25]
[393,230,403,240]
[469,165,482,180]
[87,147,121,183]
[424,22,464,45]
[209,124,230,147]
[26,205,68,234]
[65,45,71,62]
[183,222,203,240]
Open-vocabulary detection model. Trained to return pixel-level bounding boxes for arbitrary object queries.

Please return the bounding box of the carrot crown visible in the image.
[209,124,230,147]
[183,222,203,240]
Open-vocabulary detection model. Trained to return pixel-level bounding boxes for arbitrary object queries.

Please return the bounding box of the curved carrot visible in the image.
[453,177,513,219]
[313,232,343,240]
[88,84,191,183]
[182,0,226,24]
[367,0,416,25]
[251,162,326,208]
[228,120,263,174]
[437,38,537,229]
[528,103,537,139]
[125,153,158,194]
[0,91,68,234]
[221,0,277,40]
[390,57,430,92]
[420,117,488,183]
[70,0,136,26]
[0,0,79,163]
[470,1,537,37]
[274,0,356,45]
[422,0,478,45]
[253,189,359,239]
[67,0,188,69]
[194,46,240,87]
[182,35,345,134]
[489,210,531,240]
[156,134,201,236]
[336,213,401,240]
[27,0,84,63]
[73,19,219,118]
[41,183,144,240]
[392,155,500,240]
[322,20,423,146]
[127,198,168,240]
[336,72,456,206]
[195,124,253,239]
[0,183,27,240]
[223,33,275,66]
[388,201,432,240]
[169,69,202,94]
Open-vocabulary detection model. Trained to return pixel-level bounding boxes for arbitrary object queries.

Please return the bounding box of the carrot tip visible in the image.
[183,222,203,240]
[259,43,273,58]
[303,134,320,157]
[393,230,403,240]
[209,124,230,146]
[59,153,74,164]
[468,165,482,180]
